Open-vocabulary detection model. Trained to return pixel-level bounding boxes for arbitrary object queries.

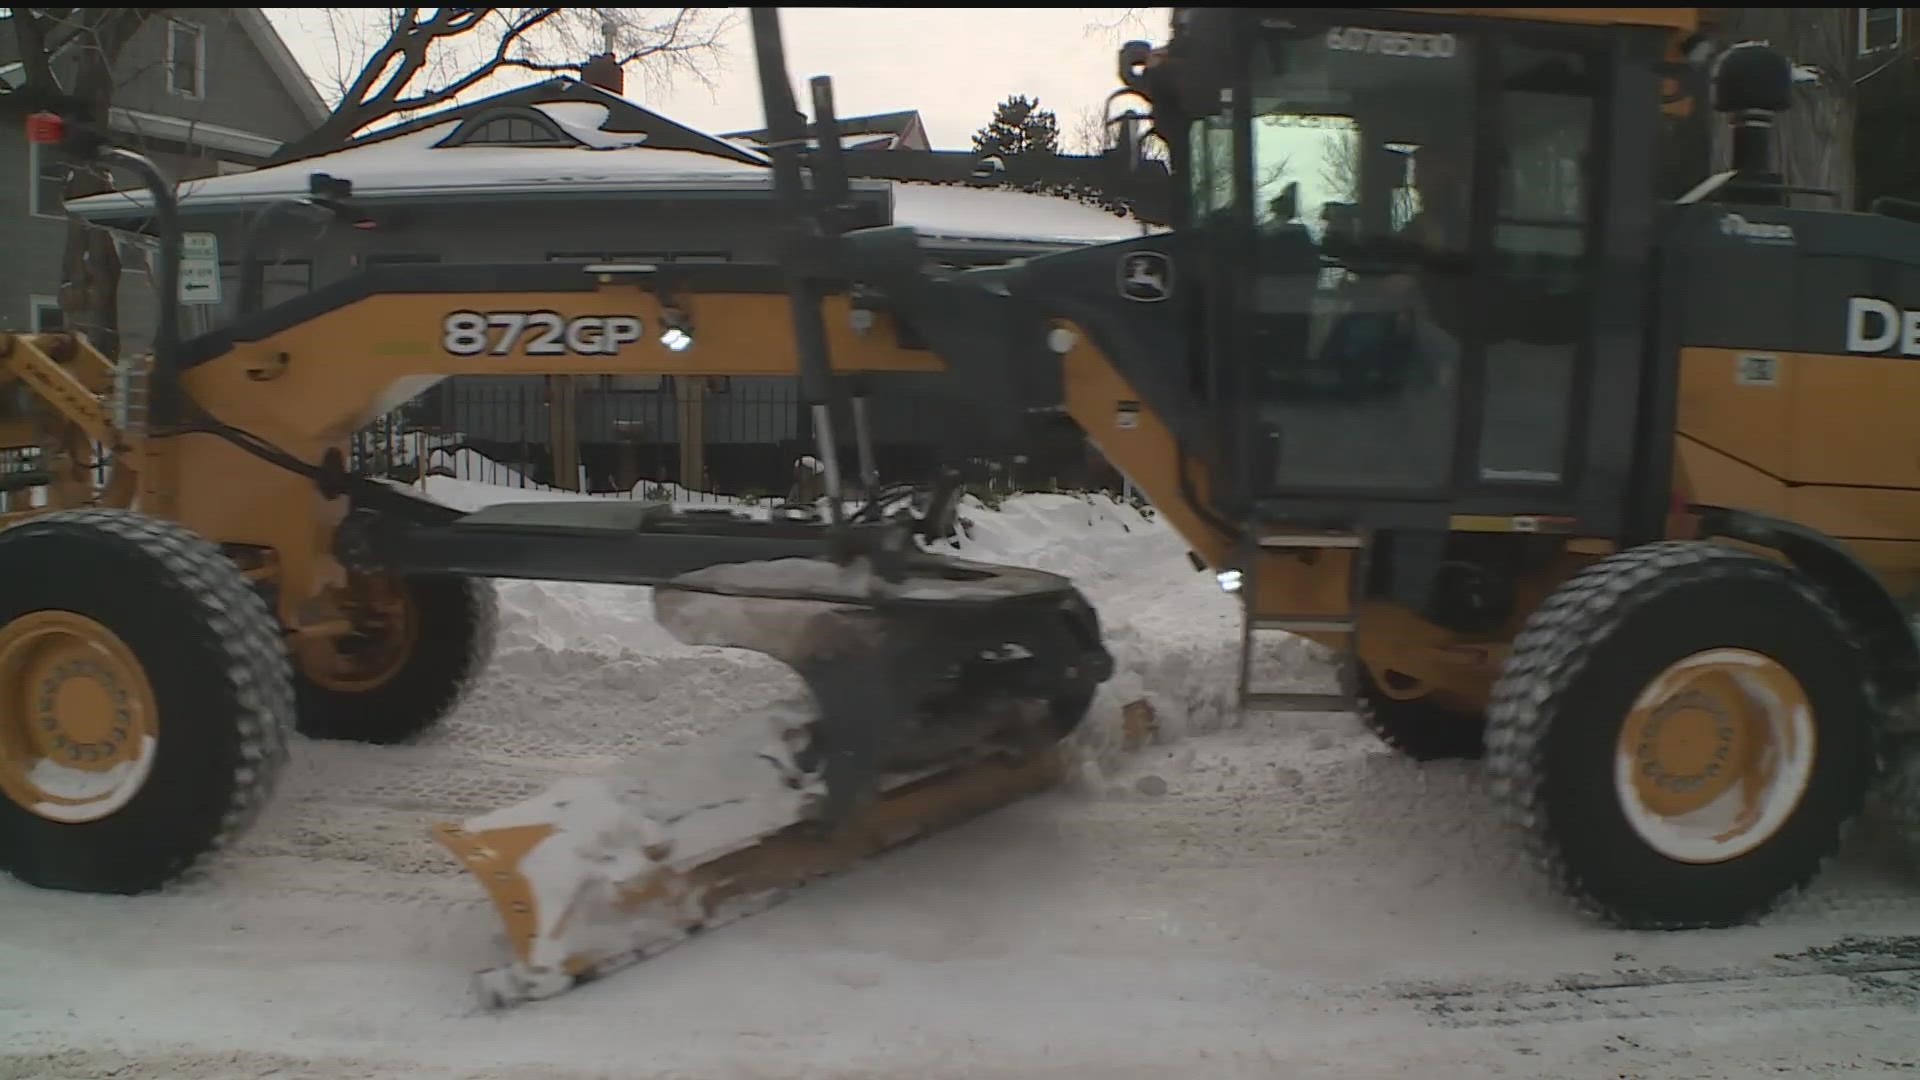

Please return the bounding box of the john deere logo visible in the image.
[1119,251,1173,303]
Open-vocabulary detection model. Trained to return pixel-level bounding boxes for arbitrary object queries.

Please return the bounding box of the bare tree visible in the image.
[6,8,168,358]
[273,7,738,161]
[1069,104,1108,155]
[1080,8,1163,39]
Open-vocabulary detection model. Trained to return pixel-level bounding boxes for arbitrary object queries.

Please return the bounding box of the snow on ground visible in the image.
[4,476,1920,1079]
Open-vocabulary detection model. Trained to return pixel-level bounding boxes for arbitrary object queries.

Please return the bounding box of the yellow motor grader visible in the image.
[4,6,1919,1007]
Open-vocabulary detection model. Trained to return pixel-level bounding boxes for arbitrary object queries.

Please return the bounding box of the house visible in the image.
[64,59,1168,494]
[0,9,328,347]
[724,108,932,153]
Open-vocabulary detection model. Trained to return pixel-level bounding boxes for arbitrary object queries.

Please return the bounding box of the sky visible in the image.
[262,8,1175,152]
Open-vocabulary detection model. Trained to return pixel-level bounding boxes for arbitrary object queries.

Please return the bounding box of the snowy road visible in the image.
[4,490,1920,1078]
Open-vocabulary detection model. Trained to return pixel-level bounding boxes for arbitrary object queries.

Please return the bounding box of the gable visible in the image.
[16,9,324,147]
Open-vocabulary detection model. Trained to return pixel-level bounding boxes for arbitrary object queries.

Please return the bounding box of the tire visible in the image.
[1484,540,1877,929]
[293,574,498,744]
[1878,734,1920,864]
[0,509,295,894]
[1355,665,1486,761]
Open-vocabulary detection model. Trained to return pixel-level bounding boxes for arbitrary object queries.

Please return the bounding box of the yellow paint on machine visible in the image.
[1672,346,1920,601]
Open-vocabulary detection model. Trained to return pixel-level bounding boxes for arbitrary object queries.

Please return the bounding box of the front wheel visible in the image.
[1484,541,1876,929]
[0,510,295,894]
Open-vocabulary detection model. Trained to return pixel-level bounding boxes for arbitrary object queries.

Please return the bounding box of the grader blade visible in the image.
[433,553,1111,1008]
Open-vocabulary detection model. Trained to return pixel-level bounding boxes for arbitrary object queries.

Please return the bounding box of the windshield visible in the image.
[1224,21,1482,493]
[1252,22,1477,257]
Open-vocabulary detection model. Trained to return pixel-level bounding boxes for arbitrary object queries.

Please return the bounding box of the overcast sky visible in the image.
[262,8,1174,151]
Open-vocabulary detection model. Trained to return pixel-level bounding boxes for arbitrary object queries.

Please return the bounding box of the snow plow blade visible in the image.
[432,553,1111,1008]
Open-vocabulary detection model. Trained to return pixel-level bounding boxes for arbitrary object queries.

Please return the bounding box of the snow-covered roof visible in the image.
[65,96,1158,247]
[66,112,811,215]
[892,184,1149,246]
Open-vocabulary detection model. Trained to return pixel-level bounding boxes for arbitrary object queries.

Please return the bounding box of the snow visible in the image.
[4,470,1920,1077]
[527,102,652,150]
[63,91,1158,248]
[891,182,1167,246]
[68,118,779,218]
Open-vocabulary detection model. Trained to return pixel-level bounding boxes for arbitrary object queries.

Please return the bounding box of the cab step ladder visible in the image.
[1235,531,1368,714]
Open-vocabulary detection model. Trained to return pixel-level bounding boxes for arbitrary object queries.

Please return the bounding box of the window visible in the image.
[28,142,68,219]
[167,19,205,99]
[29,297,62,332]
[1860,8,1903,55]
[458,115,569,146]
[215,160,256,176]
[1477,41,1603,489]
[1239,21,1479,492]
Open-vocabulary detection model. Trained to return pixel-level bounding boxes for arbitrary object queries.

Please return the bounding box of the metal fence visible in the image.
[351,374,1121,502]
[0,376,1119,511]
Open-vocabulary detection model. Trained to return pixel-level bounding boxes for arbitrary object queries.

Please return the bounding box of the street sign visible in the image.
[179,231,221,305]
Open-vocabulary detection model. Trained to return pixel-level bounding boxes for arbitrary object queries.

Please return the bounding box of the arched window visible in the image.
[441,110,575,147]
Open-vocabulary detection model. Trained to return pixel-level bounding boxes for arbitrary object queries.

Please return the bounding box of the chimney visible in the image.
[582,52,624,94]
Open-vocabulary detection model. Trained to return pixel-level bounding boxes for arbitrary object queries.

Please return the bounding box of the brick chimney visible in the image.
[582,52,624,94]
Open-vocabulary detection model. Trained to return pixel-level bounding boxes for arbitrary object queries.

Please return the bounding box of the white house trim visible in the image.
[27,295,62,331]
[26,140,65,220]
[109,107,284,158]
[164,17,207,102]
[1858,7,1905,56]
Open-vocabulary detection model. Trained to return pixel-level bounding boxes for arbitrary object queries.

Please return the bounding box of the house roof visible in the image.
[238,9,331,130]
[67,82,1158,248]
[724,109,930,152]
[279,76,768,170]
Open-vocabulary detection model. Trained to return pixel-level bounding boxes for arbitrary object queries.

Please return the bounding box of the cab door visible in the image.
[1228,12,1628,531]
[1469,34,1609,498]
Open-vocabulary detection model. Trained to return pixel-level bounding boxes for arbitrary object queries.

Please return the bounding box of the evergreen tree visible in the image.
[972,95,1062,159]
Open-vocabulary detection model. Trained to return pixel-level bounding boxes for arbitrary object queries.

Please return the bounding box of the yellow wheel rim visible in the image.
[0,610,159,823]
[298,579,419,694]
[1615,648,1816,864]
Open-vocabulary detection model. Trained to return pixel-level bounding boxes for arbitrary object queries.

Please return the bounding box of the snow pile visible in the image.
[407,468,1303,793]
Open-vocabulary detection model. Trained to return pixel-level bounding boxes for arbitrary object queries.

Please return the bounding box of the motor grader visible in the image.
[4,5,1919,1007]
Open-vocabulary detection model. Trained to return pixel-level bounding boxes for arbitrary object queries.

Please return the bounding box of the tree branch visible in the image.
[385,8,561,113]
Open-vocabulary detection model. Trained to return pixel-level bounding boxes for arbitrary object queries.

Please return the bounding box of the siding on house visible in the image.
[102,11,317,150]
[5,9,319,347]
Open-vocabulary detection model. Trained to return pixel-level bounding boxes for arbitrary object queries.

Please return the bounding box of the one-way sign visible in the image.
[179,232,221,305]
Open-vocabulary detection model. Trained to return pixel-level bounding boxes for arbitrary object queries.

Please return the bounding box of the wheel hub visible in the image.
[1615,648,1816,864]
[297,578,418,693]
[0,610,158,823]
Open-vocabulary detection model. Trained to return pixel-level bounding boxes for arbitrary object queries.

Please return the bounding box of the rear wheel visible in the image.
[0,510,294,893]
[292,574,497,744]
[1355,666,1485,761]
[1485,541,1875,929]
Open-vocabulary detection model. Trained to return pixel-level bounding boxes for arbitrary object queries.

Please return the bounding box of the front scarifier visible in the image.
[429,9,1113,1008]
